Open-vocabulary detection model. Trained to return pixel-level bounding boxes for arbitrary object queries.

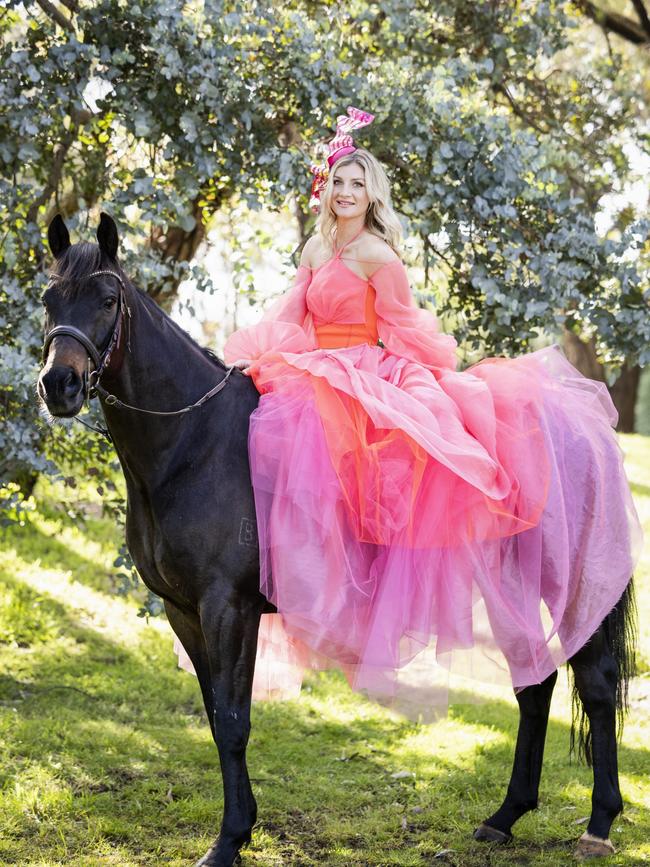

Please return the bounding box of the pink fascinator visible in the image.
[309,106,375,214]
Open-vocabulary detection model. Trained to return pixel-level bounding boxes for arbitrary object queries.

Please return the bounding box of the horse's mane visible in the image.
[51,242,228,372]
[137,289,228,372]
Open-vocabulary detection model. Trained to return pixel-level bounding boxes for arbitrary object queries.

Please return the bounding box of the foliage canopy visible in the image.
[1,0,648,500]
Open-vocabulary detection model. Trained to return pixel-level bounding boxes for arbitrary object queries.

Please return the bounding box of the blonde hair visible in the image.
[315,149,403,255]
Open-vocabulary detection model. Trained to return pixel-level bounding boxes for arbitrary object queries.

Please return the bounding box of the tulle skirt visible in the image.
[176,344,641,714]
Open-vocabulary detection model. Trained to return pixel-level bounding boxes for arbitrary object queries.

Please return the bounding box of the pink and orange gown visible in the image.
[175,236,641,711]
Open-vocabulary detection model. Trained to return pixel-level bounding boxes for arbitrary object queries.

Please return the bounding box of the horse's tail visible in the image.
[570,577,637,766]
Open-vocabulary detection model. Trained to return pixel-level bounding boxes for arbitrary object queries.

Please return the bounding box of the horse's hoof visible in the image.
[473,823,513,844]
[194,845,242,867]
[574,832,616,860]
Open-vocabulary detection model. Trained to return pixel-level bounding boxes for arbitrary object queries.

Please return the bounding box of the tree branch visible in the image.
[574,0,648,44]
[492,82,551,136]
[27,133,75,224]
[428,240,454,270]
[34,0,75,33]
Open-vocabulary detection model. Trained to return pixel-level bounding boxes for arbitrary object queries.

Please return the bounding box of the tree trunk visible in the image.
[609,363,641,433]
[562,331,606,382]
[294,198,310,245]
[148,197,207,310]
[562,331,639,432]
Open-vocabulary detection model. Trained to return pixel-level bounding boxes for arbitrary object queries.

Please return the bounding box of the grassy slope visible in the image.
[0,436,648,867]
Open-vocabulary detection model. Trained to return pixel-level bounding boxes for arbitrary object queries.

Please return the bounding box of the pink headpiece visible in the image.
[309,106,375,214]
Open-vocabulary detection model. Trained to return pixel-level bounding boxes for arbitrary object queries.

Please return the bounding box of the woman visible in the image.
[179,114,641,711]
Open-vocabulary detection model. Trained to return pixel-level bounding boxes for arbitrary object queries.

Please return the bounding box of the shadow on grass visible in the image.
[1,567,649,867]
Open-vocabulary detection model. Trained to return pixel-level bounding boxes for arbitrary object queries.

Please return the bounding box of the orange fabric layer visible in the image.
[314,284,378,348]
[315,324,376,349]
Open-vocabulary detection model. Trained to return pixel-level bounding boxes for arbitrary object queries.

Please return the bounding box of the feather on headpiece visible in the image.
[309,106,375,214]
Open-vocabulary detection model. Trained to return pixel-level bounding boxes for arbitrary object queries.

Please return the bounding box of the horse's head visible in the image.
[38,213,127,417]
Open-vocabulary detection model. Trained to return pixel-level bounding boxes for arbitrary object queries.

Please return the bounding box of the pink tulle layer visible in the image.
[175,345,641,714]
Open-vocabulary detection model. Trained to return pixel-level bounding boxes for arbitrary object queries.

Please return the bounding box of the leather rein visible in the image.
[43,269,235,433]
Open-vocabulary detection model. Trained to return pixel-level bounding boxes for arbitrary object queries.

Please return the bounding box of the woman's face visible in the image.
[330,162,370,221]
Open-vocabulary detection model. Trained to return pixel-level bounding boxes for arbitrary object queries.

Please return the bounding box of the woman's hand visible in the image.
[232,358,254,375]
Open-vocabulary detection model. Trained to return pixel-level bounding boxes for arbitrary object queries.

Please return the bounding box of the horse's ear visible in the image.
[97,212,119,260]
[48,214,71,259]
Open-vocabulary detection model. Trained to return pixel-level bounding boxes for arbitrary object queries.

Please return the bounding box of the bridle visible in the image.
[42,269,235,437]
[43,270,132,399]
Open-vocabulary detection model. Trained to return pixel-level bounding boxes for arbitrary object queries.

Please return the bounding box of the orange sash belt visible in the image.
[314,285,379,350]
[315,323,378,349]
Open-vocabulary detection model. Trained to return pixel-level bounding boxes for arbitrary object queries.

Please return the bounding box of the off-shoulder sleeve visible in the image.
[223,265,318,365]
[371,259,457,372]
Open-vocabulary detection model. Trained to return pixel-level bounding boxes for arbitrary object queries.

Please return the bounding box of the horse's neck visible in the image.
[101,289,229,482]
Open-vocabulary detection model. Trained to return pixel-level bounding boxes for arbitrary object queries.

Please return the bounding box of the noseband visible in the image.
[42,269,130,398]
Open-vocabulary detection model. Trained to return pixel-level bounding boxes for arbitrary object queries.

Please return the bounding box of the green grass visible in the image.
[0,436,648,866]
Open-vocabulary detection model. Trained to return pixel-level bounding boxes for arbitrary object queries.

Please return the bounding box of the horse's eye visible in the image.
[103,297,117,310]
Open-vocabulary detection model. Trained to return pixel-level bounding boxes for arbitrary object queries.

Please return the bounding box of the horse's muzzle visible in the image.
[38,364,85,417]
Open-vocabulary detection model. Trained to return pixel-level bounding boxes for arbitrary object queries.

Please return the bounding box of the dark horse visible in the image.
[37,214,636,865]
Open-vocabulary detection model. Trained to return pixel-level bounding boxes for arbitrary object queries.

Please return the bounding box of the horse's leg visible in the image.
[569,624,621,859]
[474,670,557,843]
[191,588,263,867]
[164,601,215,732]
[166,595,261,867]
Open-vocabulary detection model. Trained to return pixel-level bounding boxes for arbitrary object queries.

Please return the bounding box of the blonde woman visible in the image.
[220,110,638,723]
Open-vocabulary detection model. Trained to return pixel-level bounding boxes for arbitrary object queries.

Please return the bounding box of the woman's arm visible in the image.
[223,247,318,372]
[370,258,457,371]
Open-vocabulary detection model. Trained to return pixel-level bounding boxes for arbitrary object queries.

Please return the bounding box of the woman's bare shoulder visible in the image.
[358,234,400,276]
[299,234,327,268]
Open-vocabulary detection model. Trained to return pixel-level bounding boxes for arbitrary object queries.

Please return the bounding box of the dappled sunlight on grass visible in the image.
[2,549,169,649]
[31,509,116,571]
[619,774,650,812]
[395,717,510,772]
[75,718,171,757]
[0,434,648,865]
[5,764,74,820]
[7,504,121,593]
